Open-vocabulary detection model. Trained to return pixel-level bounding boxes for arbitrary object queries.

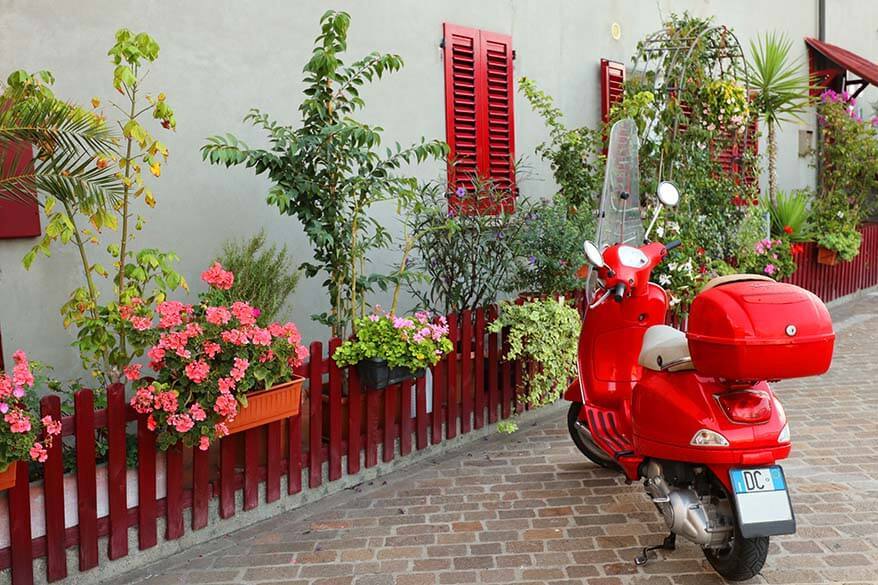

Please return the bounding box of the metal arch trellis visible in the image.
[628,23,751,182]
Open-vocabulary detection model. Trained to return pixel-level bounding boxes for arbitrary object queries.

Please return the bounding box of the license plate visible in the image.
[729,466,796,538]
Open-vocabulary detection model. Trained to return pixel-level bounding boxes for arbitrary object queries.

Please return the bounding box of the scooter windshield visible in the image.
[595,118,643,250]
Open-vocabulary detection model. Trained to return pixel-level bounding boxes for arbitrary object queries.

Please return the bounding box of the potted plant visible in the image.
[332,311,453,390]
[125,262,309,451]
[488,297,580,432]
[0,350,61,490]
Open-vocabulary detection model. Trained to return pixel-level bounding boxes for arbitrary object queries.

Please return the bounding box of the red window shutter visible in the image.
[0,141,41,239]
[600,59,626,124]
[444,23,515,214]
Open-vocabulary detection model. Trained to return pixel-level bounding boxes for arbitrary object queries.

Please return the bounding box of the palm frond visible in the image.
[0,83,121,208]
[743,32,813,124]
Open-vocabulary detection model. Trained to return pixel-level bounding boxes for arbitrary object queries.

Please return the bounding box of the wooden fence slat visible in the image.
[243,428,260,510]
[384,385,398,462]
[446,313,459,439]
[460,309,473,434]
[219,436,236,519]
[266,421,281,502]
[328,338,343,481]
[400,379,413,456]
[106,384,128,560]
[431,357,444,445]
[366,389,379,468]
[415,375,427,450]
[40,395,67,582]
[501,326,512,419]
[474,308,486,430]
[348,367,362,475]
[165,444,184,538]
[74,389,99,571]
[309,341,323,488]
[192,447,210,529]
[9,460,33,585]
[136,412,158,549]
[487,306,499,424]
[288,413,302,494]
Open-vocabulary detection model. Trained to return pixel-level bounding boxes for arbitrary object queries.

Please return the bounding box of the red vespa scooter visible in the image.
[565,119,835,581]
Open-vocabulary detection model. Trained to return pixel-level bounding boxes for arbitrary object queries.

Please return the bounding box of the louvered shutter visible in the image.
[0,141,41,239]
[444,24,515,215]
[600,59,626,124]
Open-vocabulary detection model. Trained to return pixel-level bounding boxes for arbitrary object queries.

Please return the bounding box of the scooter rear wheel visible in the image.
[567,402,619,471]
[702,485,769,581]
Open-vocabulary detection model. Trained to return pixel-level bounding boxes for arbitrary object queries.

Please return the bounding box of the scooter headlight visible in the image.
[777,422,791,444]
[690,429,729,447]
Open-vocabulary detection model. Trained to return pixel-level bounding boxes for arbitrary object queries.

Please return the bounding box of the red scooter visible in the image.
[565,119,835,580]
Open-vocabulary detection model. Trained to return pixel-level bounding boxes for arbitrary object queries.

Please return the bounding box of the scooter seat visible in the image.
[638,325,695,372]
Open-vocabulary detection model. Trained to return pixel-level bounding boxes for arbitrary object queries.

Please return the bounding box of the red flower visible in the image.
[783,225,794,235]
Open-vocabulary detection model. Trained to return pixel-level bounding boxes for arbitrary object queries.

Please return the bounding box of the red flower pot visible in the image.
[226,376,304,435]
[0,464,17,491]
[817,246,839,266]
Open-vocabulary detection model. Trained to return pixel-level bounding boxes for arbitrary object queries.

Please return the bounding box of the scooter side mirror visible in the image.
[584,240,605,268]
[657,181,680,207]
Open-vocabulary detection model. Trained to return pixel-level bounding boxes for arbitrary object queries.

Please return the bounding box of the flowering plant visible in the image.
[0,351,61,469]
[332,310,453,372]
[736,237,796,280]
[124,263,308,451]
[699,79,750,135]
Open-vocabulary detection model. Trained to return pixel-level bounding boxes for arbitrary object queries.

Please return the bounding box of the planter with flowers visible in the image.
[0,350,61,490]
[124,262,309,451]
[332,311,453,391]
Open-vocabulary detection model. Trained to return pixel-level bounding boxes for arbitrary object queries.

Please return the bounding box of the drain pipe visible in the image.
[818,0,825,40]
[816,0,826,192]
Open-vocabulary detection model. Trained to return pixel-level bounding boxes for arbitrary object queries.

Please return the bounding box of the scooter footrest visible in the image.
[584,405,633,456]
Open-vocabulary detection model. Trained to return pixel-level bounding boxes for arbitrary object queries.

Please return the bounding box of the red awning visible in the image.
[805,37,878,87]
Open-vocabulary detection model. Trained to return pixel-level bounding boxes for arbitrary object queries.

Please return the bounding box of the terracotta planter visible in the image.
[356,359,424,391]
[817,246,839,266]
[0,464,17,491]
[226,376,304,435]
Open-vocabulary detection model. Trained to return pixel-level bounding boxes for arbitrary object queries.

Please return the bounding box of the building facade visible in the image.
[1,0,874,373]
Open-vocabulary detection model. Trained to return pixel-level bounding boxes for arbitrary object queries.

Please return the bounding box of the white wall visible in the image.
[0,0,836,376]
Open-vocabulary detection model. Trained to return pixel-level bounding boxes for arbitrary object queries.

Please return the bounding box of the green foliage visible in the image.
[624,13,760,310]
[404,180,526,314]
[488,298,580,409]
[332,312,453,372]
[509,199,593,296]
[0,69,120,214]
[744,32,811,127]
[18,29,184,385]
[768,190,812,241]
[213,230,300,323]
[518,77,604,210]
[743,32,812,203]
[816,224,862,262]
[810,91,878,261]
[203,11,447,337]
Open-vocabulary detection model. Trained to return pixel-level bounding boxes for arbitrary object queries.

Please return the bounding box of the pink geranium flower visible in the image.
[124,363,143,382]
[184,360,211,384]
[205,306,232,326]
[201,262,234,290]
[29,442,48,463]
[198,436,210,451]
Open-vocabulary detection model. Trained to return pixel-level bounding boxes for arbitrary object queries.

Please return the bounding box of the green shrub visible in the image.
[213,230,299,323]
[768,190,812,241]
[488,298,580,412]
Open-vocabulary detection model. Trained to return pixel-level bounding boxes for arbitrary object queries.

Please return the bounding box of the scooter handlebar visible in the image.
[664,239,682,252]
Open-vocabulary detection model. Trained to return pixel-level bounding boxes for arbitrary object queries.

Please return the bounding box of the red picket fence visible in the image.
[785,222,878,302]
[1,304,577,585]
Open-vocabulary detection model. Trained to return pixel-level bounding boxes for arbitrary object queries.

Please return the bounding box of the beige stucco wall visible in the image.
[0,0,862,376]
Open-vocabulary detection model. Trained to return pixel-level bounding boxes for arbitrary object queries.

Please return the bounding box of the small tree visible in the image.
[743,32,811,205]
[203,11,446,338]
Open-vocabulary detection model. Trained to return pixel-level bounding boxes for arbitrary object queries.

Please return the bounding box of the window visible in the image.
[443,23,515,214]
[0,141,41,239]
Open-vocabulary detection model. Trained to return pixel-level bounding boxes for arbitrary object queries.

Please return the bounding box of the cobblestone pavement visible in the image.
[119,294,878,585]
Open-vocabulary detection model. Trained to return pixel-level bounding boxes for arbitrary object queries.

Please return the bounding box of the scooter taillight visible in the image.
[717,390,772,423]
